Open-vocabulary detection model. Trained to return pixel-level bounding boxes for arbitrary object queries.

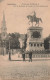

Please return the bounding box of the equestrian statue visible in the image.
[27,11,42,26]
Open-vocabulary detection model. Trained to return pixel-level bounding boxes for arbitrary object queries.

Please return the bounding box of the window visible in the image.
[31,43,33,46]
[37,44,39,47]
[34,44,36,47]
[40,44,42,47]
[29,43,33,47]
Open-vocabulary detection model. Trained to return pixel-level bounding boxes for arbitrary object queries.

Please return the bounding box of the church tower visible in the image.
[1,11,7,40]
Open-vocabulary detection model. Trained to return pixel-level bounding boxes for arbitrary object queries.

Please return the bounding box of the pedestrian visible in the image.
[8,49,11,61]
[29,51,32,62]
[22,49,25,61]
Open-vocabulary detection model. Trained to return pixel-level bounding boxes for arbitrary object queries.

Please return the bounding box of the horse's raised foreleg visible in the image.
[28,21,30,25]
[38,22,39,26]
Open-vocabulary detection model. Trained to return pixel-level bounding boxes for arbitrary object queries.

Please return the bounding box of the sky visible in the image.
[0,0,50,38]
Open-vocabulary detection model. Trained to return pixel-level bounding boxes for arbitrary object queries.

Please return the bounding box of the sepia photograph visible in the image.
[0,0,50,80]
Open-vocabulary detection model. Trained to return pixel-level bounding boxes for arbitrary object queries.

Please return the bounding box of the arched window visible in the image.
[40,44,42,47]
[29,43,33,47]
[37,44,39,47]
[34,44,36,47]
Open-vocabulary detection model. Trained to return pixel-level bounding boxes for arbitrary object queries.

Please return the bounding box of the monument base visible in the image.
[26,26,44,51]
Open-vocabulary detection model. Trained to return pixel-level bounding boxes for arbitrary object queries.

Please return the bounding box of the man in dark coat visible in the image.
[8,49,11,61]
[29,51,32,62]
[22,49,25,61]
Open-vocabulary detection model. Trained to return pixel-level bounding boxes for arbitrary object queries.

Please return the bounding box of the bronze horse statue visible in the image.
[27,15,42,26]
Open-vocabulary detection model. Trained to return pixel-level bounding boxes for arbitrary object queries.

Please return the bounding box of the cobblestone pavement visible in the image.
[0,55,50,80]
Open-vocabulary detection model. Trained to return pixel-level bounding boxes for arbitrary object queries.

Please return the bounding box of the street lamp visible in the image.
[2,40,4,56]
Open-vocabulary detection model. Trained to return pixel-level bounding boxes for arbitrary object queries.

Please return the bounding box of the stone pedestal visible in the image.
[26,26,44,51]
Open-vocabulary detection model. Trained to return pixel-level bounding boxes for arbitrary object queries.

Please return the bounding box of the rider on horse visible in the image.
[27,11,42,26]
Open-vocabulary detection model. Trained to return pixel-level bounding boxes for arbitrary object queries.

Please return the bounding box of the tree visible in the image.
[24,34,27,49]
[44,35,50,49]
[6,33,20,49]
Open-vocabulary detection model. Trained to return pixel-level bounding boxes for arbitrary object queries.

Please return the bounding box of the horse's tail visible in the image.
[40,18,42,23]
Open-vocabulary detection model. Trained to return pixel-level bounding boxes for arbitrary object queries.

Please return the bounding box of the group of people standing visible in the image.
[8,49,33,61]
[22,49,32,62]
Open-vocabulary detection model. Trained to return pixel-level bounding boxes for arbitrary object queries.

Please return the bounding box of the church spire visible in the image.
[1,11,7,40]
[2,11,6,27]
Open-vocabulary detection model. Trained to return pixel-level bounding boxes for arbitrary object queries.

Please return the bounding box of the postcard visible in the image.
[0,0,50,80]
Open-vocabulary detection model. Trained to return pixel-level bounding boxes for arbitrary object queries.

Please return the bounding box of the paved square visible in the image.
[0,55,50,80]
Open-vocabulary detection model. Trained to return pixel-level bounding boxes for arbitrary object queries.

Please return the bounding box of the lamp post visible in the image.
[3,40,6,56]
[2,40,4,56]
[9,35,11,61]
